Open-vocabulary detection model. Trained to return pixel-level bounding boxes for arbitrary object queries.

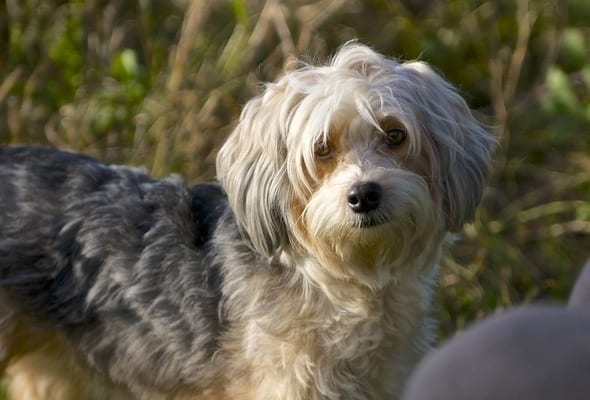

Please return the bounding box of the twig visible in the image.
[167,0,210,92]
[0,67,23,104]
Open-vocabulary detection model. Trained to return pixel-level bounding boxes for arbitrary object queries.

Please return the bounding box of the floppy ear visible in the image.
[216,88,292,257]
[402,62,496,232]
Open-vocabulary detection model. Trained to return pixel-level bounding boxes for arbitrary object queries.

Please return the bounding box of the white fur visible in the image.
[215,42,494,399]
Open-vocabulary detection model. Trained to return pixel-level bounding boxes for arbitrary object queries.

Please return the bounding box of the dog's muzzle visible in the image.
[347,182,382,213]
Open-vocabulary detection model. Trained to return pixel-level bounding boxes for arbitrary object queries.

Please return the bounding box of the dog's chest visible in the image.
[224,288,428,400]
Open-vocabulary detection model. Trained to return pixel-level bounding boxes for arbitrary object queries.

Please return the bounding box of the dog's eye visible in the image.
[384,128,407,148]
[314,141,332,158]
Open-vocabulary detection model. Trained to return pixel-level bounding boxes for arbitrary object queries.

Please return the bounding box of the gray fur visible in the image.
[0,146,228,394]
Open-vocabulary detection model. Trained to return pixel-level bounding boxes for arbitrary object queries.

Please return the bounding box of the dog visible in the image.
[0,43,494,400]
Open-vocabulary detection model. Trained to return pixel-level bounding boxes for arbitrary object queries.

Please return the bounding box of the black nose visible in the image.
[347,182,382,213]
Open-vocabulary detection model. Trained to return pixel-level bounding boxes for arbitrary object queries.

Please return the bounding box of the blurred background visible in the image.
[1,0,589,348]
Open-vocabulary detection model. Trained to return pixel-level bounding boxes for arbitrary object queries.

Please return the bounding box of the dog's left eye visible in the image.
[314,141,332,158]
[384,128,407,148]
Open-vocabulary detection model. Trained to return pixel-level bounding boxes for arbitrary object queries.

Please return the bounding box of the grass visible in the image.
[1,0,590,395]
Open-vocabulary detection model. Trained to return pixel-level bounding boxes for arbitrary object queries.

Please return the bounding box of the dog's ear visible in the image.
[216,90,291,257]
[402,62,496,232]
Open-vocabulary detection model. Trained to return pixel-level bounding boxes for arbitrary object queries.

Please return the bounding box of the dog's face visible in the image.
[217,43,494,285]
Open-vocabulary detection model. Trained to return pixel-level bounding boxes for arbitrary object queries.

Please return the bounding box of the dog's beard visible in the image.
[292,169,440,288]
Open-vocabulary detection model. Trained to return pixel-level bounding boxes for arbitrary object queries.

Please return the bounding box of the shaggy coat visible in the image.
[0,43,494,400]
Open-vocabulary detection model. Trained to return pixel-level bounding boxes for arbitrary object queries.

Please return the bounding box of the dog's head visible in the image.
[217,43,494,283]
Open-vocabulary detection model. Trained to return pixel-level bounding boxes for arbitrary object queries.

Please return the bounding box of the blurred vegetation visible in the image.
[1,0,590,349]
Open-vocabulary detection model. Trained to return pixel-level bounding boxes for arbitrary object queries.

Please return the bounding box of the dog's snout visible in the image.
[347,182,382,213]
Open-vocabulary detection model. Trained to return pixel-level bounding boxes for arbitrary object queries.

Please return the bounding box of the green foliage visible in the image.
[47,3,83,91]
[1,0,589,346]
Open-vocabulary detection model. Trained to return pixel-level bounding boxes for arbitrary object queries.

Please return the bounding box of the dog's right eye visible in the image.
[384,128,407,147]
[380,118,408,150]
[314,141,332,158]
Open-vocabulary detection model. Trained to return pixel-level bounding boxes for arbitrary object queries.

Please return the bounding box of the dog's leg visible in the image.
[7,351,81,400]
[6,353,134,400]
[4,342,133,400]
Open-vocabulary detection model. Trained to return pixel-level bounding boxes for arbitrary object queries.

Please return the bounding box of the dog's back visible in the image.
[0,147,155,322]
[0,146,226,399]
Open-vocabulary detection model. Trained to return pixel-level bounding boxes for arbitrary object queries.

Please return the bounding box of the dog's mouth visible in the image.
[352,214,389,229]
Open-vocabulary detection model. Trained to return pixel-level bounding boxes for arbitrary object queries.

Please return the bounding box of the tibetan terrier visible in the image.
[0,43,494,399]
